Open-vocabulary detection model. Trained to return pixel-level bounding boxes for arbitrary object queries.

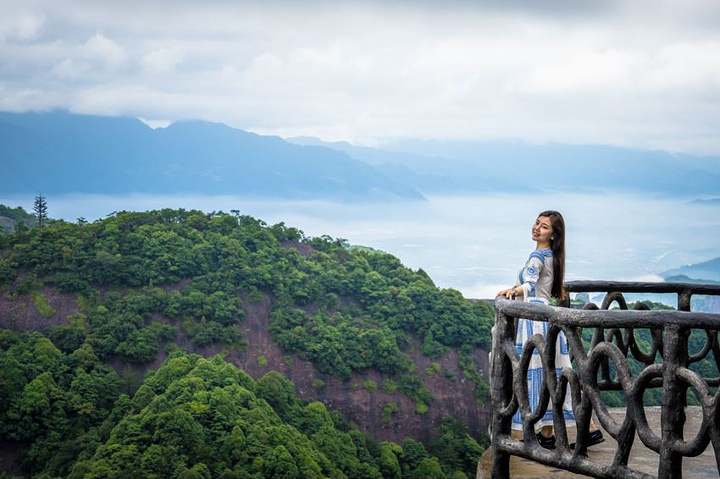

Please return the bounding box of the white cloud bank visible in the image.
[0,0,718,155]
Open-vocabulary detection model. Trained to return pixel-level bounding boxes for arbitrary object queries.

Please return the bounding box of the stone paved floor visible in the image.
[477,407,719,479]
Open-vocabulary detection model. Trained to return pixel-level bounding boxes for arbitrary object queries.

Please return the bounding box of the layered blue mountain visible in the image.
[2,111,718,200]
[289,137,720,198]
[662,257,720,283]
[0,111,424,201]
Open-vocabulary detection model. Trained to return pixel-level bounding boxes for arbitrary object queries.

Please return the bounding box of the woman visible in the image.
[497,210,604,449]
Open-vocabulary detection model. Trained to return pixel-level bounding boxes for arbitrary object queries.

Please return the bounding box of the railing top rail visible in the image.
[495,297,720,329]
[565,280,720,295]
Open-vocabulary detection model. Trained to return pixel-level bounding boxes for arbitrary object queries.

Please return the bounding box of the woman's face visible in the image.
[531,216,553,245]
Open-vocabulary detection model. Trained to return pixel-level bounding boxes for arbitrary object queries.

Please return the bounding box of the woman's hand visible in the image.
[497,287,517,299]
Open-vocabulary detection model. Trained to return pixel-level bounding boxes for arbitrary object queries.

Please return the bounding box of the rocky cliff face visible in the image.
[0,286,490,445]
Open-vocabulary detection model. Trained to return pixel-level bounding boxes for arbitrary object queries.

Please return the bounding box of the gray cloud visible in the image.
[1,0,718,154]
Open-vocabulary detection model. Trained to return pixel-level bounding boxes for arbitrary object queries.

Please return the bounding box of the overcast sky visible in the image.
[1,0,718,155]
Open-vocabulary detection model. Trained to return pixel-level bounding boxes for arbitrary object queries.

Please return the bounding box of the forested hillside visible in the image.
[0,205,35,235]
[0,207,492,478]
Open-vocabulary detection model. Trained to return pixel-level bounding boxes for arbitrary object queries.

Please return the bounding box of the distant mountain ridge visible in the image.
[289,136,720,198]
[2,111,718,201]
[662,257,720,283]
[0,111,423,201]
[288,136,538,194]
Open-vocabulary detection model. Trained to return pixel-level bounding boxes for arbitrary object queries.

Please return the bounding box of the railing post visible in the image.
[490,310,514,479]
[678,289,692,312]
[659,323,688,479]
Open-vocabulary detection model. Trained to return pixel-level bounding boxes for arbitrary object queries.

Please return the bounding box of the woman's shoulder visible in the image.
[528,248,552,262]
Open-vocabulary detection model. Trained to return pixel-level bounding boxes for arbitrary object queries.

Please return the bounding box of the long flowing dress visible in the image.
[511,248,575,431]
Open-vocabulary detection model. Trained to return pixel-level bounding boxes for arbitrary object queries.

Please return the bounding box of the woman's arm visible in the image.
[518,254,544,299]
[496,254,545,300]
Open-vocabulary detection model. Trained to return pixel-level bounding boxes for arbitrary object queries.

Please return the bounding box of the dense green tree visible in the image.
[262,445,299,479]
[429,417,485,476]
[410,457,447,479]
[377,442,403,479]
[401,437,429,471]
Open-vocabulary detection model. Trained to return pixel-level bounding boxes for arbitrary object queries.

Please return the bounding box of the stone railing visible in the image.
[489,281,720,479]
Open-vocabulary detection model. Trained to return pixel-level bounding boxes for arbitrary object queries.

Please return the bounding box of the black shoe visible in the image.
[536,432,556,449]
[570,429,605,450]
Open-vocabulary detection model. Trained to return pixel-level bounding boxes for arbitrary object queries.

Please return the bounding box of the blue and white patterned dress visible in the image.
[511,248,575,430]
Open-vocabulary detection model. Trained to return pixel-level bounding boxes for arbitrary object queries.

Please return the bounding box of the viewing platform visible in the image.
[477,406,718,478]
[484,281,720,479]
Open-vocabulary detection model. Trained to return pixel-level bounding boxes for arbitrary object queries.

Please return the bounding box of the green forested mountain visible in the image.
[0,207,492,478]
[0,205,36,235]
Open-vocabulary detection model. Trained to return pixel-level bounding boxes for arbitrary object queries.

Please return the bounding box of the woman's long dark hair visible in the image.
[538,210,566,300]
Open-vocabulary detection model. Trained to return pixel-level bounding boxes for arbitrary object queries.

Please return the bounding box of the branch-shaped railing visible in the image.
[490,281,720,479]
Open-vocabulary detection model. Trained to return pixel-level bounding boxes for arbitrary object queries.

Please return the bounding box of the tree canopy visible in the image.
[0,336,485,479]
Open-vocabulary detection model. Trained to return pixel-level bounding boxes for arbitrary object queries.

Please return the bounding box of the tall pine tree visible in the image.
[33,194,47,229]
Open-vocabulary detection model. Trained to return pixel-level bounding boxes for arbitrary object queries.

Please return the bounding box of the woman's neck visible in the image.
[536,242,551,250]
